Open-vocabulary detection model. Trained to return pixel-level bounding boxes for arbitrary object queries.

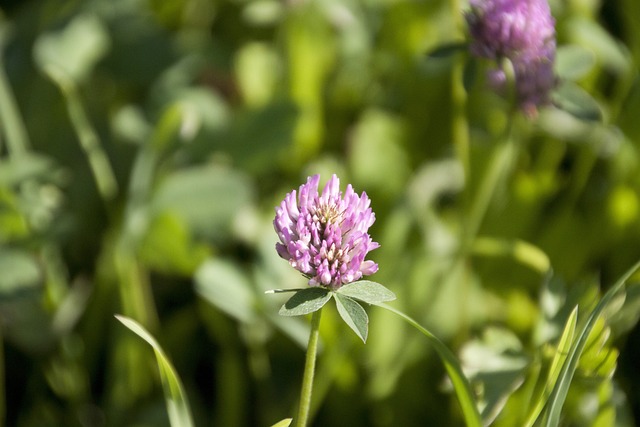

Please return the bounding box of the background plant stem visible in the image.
[377,303,482,427]
[463,135,516,252]
[450,0,469,180]
[295,308,322,427]
[0,327,4,427]
[47,68,118,203]
[0,57,30,156]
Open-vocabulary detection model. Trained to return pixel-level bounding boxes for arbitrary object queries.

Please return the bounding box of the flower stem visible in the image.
[295,308,323,427]
[463,136,515,251]
[450,0,469,180]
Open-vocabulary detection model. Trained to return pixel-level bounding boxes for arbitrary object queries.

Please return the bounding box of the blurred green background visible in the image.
[1,0,640,425]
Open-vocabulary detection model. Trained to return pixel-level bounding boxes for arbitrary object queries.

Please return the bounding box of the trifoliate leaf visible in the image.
[279,287,331,316]
[333,293,368,343]
[336,280,396,305]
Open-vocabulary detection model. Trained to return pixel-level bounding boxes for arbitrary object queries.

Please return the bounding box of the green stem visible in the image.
[46,67,118,203]
[462,126,517,253]
[450,0,469,181]
[0,327,4,427]
[295,308,323,427]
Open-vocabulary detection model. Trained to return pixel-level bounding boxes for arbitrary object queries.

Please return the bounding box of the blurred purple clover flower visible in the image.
[466,0,557,116]
[274,174,379,289]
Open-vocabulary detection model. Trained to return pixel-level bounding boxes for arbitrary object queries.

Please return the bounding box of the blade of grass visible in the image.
[543,259,640,427]
[376,303,482,427]
[523,306,578,427]
[115,315,194,427]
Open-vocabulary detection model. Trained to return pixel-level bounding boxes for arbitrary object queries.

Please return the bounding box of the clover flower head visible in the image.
[466,0,557,115]
[274,174,379,289]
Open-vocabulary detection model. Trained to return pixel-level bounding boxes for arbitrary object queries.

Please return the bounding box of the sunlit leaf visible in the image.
[524,306,578,427]
[543,259,640,427]
[269,418,293,427]
[472,237,551,274]
[115,315,194,427]
[564,17,631,75]
[349,109,410,197]
[459,327,529,424]
[0,249,41,298]
[152,165,254,241]
[33,13,110,83]
[279,287,331,316]
[336,280,396,305]
[0,154,60,186]
[333,293,368,343]
[578,316,618,380]
[555,45,596,81]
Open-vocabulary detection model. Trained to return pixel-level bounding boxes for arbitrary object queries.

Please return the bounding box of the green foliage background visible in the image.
[1,0,640,425]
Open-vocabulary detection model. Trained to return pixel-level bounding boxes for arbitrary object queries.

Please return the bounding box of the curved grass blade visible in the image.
[270,418,293,427]
[543,259,640,427]
[523,306,578,427]
[115,315,194,427]
[376,303,482,427]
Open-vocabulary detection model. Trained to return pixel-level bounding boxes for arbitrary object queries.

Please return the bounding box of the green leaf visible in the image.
[333,294,369,343]
[152,165,254,241]
[564,17,631,75]
[543,259,640,427]
[269,418,293,427]
[349,109,411,197]
[0,154,60,186]
[279,287,331,316]
[459,327,529,425]
[555,45,596,81]
[336,280,396,305]
[578,316,618,379]
[426,42,469,59]
[140,212,210,275]
[552,81,602,122]
[223,101,298,173]
[115,315,194,427]
[194,258,256,323]
[377,303,482,427]
[0,249,42,298]
[33,13,110,83]
[524,306,578,427]
[472,237,551,274]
